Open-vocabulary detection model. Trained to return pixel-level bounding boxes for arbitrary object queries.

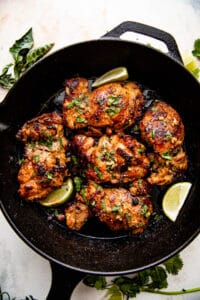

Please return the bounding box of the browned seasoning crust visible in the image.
[140,100,184,155]
[16,112,68,201]
[73,181,153,234]
[65,201,90,231]
[73,133,150,184]
[16,78,189,235]
[140,100,187,185]
[63,77,144,130]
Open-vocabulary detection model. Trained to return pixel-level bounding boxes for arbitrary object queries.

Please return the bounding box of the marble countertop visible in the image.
[0,0,200,299]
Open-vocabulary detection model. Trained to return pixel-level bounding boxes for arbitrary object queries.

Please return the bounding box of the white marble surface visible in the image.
[0,0,200,299]
[0,210,52,299]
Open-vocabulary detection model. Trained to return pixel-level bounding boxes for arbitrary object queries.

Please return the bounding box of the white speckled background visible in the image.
[0,0,200,299]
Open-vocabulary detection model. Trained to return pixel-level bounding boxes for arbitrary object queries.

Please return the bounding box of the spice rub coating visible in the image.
[140,100,184,156]
[74,181,153,234]
[73,133,150,184]
[16,112,68,201]
[63,77,144,130]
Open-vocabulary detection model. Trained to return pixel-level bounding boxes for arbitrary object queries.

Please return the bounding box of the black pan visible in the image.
[0,22,200,278]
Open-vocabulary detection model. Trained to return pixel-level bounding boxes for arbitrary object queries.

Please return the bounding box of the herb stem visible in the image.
[141,287,200,295]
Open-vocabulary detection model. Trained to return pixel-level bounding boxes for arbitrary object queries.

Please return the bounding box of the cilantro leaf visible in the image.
[114,276,140,298]
[147,266,168,289]
[105,284,123,300]
[192,38,200,58]
[83,275,107,290]
[163,253,183,275]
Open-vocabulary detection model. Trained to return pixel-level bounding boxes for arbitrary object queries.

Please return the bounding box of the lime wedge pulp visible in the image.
[92,67,129,88]
[39,178,73,207]
[162,182,192,222]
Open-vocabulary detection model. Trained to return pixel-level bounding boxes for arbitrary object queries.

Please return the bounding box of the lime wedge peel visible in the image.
[39,178,73,207]
[92,67,129,88]
[162,182,192,222]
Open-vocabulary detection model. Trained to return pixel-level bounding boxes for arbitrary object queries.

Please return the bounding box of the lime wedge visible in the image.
[162,182,192,222]
[39,178,73,207]
[92,67,129,88]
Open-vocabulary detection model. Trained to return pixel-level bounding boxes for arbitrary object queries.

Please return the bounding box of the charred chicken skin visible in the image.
[74,181,153,233]
[140,100,184,156]
[16,112,68,201]
[63,77,144,130]
[73,133,150,184]
[140,100,187,185]
[147,148,188,185]
[16,76,189,235]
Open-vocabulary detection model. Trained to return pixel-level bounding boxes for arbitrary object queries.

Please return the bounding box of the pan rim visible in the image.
[1,36,200,275]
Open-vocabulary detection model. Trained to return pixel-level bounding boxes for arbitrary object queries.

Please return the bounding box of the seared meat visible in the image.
[16,112,64,142]
[65,201,90,231]
[73,133,150,184]
[63,77,144,130]
[17,112,68,201]
[140,100,184,156]
[129,179,151,196]
[147,148,188,185]
[76,181,153,234]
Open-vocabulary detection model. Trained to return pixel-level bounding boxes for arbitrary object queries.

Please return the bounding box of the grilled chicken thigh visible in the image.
[147,148,188,185]
[16,75,189,235]
[75,181,153,233]
[140,100,184,156]
[63,77,144,130]
[140,100,187,185]
[17,112,68,200]
[73,133,150,184]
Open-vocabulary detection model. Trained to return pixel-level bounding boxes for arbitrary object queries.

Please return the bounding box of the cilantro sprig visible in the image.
[0,28,54,89]
[83,254,200,299]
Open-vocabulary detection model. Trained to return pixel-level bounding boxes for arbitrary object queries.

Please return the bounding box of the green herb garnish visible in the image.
[83,254,200,299]
[192,38,200,58]
[94,165,103,179]
[73,176,83,192]
[33,154,39,163]
[161,151,172,160]
[0,28,54,89]
[76,117,87,123]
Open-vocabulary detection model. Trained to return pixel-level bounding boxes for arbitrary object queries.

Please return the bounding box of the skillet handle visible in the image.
[47,262,86,300]
[102,21,183,63]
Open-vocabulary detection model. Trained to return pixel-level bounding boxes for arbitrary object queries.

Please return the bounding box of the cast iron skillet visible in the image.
[0,22,200,282]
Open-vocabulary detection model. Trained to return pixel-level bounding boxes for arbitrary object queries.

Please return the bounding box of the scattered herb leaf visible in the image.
[192,38,200,58]
[0,28,54,89]
[0,64,15,89]
[83,275,107,290]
